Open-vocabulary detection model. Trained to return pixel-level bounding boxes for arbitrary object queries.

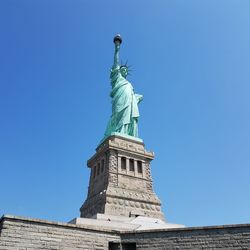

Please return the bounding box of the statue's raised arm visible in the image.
[113,34,122,69]
[103,34,143,142]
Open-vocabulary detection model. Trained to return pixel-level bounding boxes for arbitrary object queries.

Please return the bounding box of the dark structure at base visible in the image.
[1,215,250,249]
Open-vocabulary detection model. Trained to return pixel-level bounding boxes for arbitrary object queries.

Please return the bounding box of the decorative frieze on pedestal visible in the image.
[80,135,164,220]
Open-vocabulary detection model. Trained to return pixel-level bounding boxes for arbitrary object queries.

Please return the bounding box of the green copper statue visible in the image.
[103,35,143,140]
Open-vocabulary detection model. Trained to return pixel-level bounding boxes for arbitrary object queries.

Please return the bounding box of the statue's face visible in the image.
[120,66,128,78]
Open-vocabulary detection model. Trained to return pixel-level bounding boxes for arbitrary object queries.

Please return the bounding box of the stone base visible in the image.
[80,135,164,220]
[99,132,143,146]
[81,185,164,219]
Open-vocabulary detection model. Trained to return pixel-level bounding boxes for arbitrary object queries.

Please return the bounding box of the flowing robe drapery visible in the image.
[104,66,142,138]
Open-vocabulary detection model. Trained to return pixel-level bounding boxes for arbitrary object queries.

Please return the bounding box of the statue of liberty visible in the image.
[103,35,143,140]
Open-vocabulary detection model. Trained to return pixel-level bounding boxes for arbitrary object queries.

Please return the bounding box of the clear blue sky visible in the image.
[0,0,250,227]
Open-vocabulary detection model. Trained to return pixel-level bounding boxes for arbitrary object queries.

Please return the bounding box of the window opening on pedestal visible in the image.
[121,157,126,170]
[129,159,134,171]
[97,163,100,175]
[93,166,96,178]
[101,159,105,172]
[137,161,142,173]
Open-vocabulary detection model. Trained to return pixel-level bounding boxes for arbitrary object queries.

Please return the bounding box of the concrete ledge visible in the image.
[0,214,121,234]
[120,221,250,234]
[1,214,250,234]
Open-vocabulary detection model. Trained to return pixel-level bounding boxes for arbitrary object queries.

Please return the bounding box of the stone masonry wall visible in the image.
[1,215,250,249]
[0,215,120,250]
[121,224,250,249]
